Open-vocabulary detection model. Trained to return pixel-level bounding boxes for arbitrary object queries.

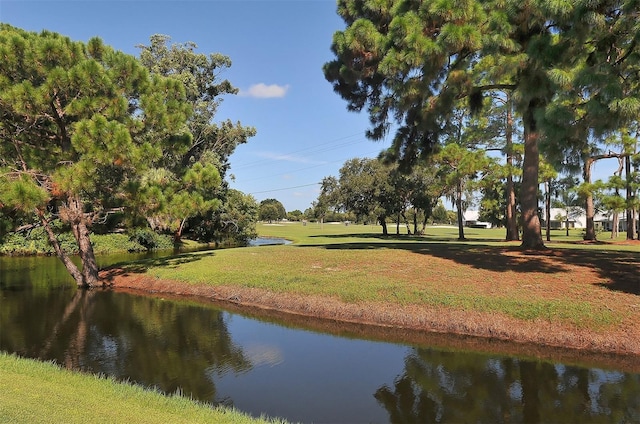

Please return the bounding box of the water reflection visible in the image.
[375,348,640,423]
[1,264,639,422]
[1,289,251,401]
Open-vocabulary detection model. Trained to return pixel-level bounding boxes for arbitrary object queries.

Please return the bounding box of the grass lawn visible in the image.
[104,222,640,357]
[0,353,283,424]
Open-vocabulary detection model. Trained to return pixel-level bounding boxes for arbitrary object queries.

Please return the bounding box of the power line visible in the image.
[234,149,384,184]
[231,131,368,170]
[248,182,320,195]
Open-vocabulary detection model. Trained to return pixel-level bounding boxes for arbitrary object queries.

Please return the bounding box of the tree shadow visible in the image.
[299,238,640,295]
[100,251,214,281]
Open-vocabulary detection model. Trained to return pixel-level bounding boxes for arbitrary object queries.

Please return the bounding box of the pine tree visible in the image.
[324,0,640,250]
[0,25,192,287]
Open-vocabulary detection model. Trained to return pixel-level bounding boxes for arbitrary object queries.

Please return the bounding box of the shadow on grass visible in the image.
[101,251,214,281]
[302,235,640,295]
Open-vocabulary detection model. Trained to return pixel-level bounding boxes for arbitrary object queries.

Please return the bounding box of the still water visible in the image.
[1,253,639,423]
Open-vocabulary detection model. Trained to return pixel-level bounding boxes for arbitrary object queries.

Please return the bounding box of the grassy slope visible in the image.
[0,353,282,424]
[138,223,639,332]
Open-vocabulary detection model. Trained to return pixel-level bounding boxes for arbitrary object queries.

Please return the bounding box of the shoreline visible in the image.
[102,270,640,373]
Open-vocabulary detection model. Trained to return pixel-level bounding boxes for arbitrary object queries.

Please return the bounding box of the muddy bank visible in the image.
[101,269,640,371]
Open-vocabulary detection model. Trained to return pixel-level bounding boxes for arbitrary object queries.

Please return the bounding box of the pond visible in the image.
[1,252,639,423]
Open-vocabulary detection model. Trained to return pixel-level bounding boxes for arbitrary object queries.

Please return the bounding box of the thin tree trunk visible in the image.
[626,155,635,240]
[612,156,624,239]
[632,157,638,239]
[174,217,187,246]
[37,209,84,286]
[67,197,99,287]
[505,98,519,241]
[545,180,551,242]
[421,211,428,235]
[413,207,419,235]
[456,181,465,241]
[583,158,596,241]
[380,216,388,236]
[520,105,545,250]
[612,213,619,239]
[401,212,412,235]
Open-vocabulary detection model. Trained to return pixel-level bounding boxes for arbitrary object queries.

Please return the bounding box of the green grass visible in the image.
[0,352,283,424]
[261,221,638,249]
[130,223,638,331]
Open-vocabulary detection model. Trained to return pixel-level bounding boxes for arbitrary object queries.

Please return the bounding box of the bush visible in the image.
[127,228,174,251]
[0,224,76,256]
[0,226,174,256]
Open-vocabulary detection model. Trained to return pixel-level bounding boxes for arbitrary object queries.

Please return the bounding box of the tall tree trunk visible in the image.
[401,212,412,235]
[421,210,429,235]
[413,207,419,235]
[505,98,519,241]
[612,156,624,239]
[545,180,551,242]
[456,181,466,241]
[632,155,638,240]
[37,209,84,286]
[66,196,99,288]
[379,216,388,236]
[72,220,99,287]
[626,155,635,240]
[612,213,619,239]
[174,217,187,246]
[520,106,545,250]
[583,158,597,241]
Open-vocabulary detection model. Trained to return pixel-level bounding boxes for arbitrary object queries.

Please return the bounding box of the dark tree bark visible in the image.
[626,155,636,240]
[612,157,624,239]
[455,181,466,241]
[67,197,99,287]
[380,216,389,236]
[505,100,519,241]
[38,196,101,288]
[520,106,545,250]
[545,180,551,242]
[38,209,84,286]
[583,158,597,241]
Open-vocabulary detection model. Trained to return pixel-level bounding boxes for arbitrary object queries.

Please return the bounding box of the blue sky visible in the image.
[1,0,391,212]
[1,0,623,213]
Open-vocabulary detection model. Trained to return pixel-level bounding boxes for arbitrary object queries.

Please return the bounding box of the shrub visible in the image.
[127,228,174,251]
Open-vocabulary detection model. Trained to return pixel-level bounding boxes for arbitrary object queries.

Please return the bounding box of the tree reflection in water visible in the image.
[1,289,252,402]
[375,348,640,423]
[2,281,640,423]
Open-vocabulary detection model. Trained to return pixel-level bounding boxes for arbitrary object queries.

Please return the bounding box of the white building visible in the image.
[542,208,586,229]
[464,208,638,233]
[462,211,493,229]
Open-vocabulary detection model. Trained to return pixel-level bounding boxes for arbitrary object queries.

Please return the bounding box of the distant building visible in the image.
[465,208,638,233]
[540,208,584,230]
[595,213,639,233]
[462,211,492,229]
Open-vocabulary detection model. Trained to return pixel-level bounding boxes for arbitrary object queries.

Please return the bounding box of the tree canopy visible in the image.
[0,25,191,286]
[325,0,640,249]
[136,35,257,242]
[319,157,445,235]
[258,198,287,222]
